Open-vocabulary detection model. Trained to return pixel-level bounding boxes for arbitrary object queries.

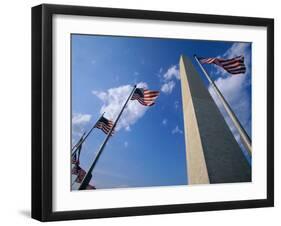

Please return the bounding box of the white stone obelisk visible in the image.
[179,55,251,185]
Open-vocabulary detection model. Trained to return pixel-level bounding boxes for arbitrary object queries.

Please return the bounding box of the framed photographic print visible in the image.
[31,4,274,221]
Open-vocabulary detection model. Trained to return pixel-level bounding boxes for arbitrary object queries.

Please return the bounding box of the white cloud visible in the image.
[208,74,251,135]
[163,65,180,81]
[223,43,250,59]
[159,64,180,95]
[172,126,183,134]
[92,90,107,101]
[161,80,175,94]
[92,82,148,131]
[157,67,164,78]
[162,118,168,126]
[72,113,92,142]
[214,74,247,102]
[72,113,91,125]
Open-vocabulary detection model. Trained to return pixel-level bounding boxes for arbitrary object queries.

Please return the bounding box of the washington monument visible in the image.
[179,55,251,184]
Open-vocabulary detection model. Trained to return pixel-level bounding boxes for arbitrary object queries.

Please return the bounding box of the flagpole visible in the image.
[194,55,252,157]
[79,85,137,190]
[72,132,86,150]
[71,113,103,188]
[71,113,105,158]
[71,132,86,158]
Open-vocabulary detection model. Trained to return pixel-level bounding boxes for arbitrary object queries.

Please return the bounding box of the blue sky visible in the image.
[71,34,252,189]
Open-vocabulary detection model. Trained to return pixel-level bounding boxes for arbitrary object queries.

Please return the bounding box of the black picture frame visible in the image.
[32,3,274,222]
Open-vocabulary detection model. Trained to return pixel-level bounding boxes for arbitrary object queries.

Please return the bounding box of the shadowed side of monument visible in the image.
[179,55,251,184]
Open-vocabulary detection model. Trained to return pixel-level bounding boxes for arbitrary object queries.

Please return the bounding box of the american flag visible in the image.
[131,88,160,106]
[72,155,79,165]
[95,116,114,135]
[72,164,86,183]
[72,134,84,163]
[199,56,246,75]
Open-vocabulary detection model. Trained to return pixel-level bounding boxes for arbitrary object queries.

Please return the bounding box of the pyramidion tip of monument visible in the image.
[180,54,187,64]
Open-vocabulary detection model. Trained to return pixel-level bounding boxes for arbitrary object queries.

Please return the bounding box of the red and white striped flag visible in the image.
[199,56,246,75]
[131,88,160,106]
[72,164,86,183]
[95,116,114,135]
